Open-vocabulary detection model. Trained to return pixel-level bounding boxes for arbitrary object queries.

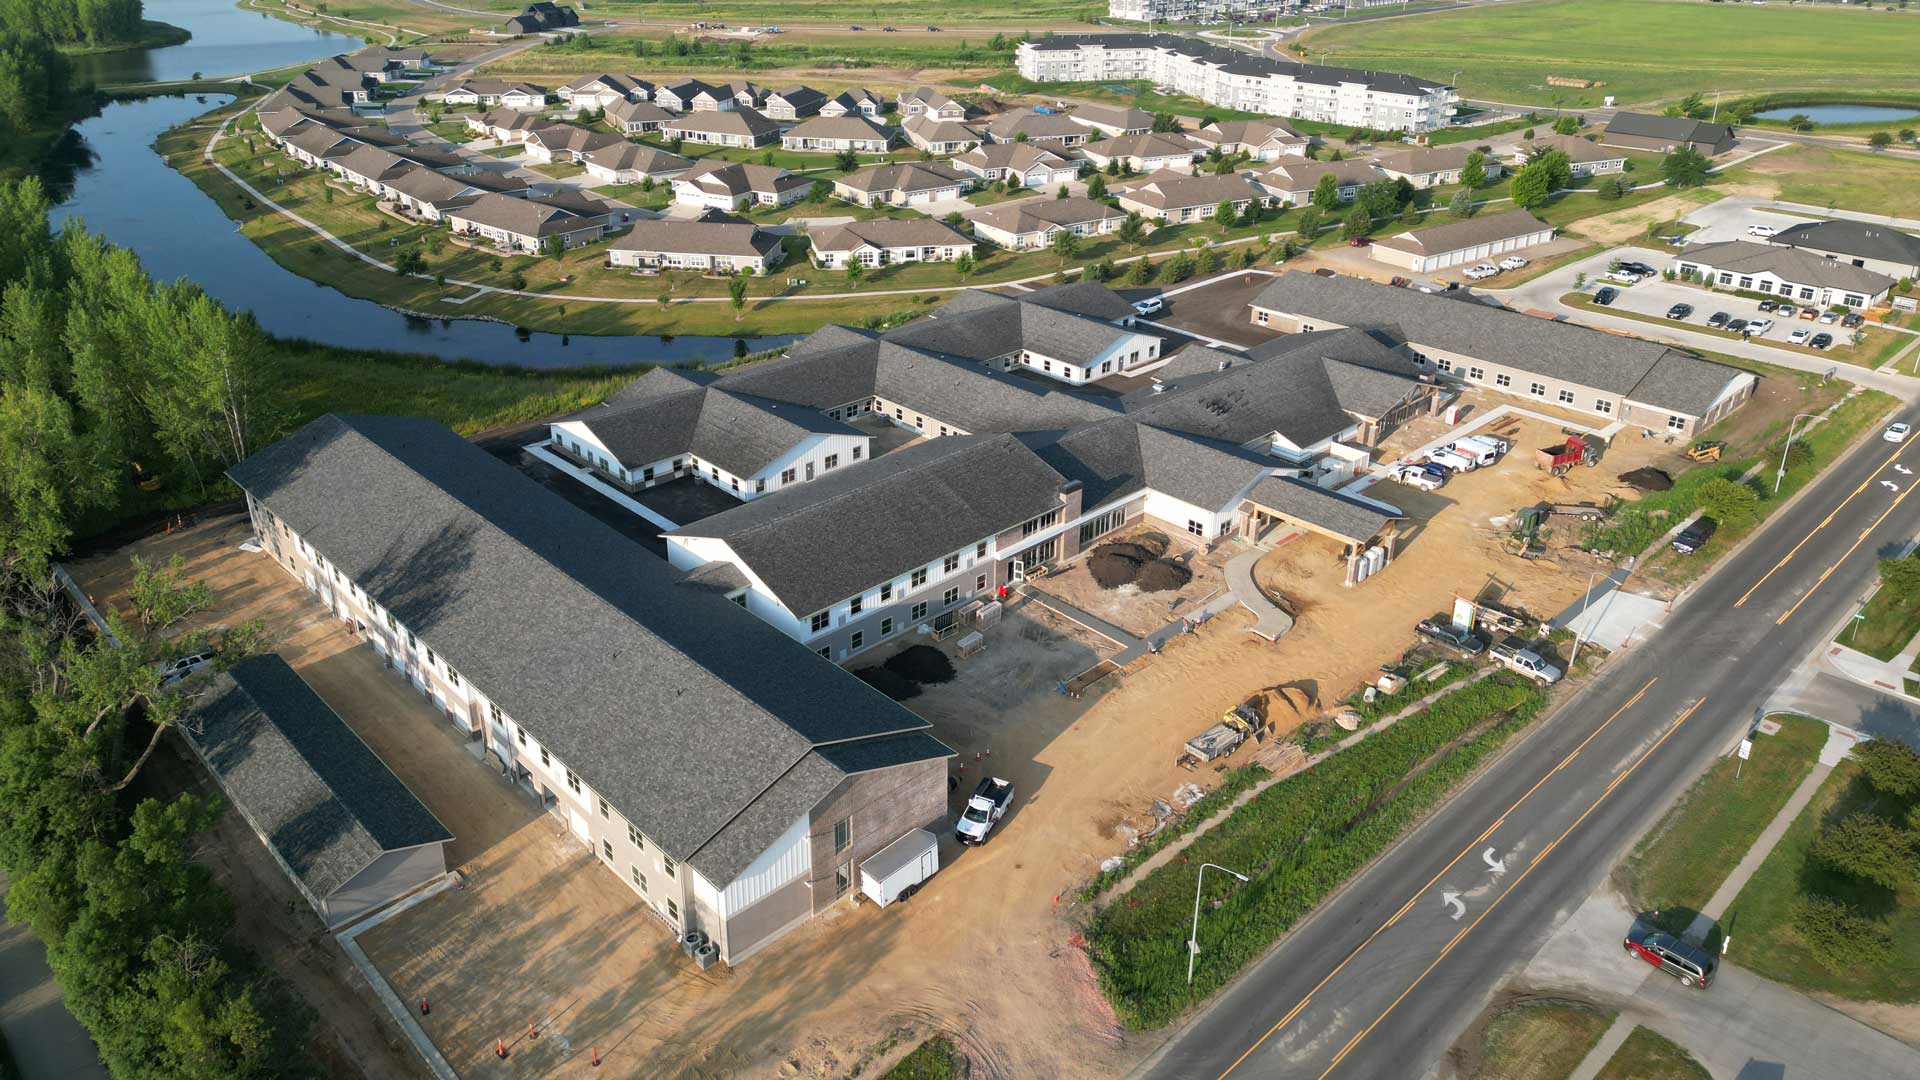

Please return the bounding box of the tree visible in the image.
[1878,553,1920,602]
[1811,812,1915,890]
[1156,251,1195,284]
[1104,159,1119,176]
[1521,127,1534,141]
[1509,160,1553,209]
[1117,212,1146,249]
[128,555,211,632]
[1057,184,1070,199]
[1196,247,1221,275]
[1447,189,1474,219]
[1151,112,1181,133]
[954,251,975,278]
[1854,739,1920,799]
[1552,114,1580,136]
[1870,131,1894,150]
[1791,895,1891,970]
[835,148,860,172]
[1901,129,1917,144]
[1050,228,1081,265]
[1460,151,1486,189]
[1697,477,1760,524]
[1660,146,1712,189]
[1310,173,1341,211]
[1341,203,1373,240]
[1124,257,1153,285]
[543,235,563,260]
[845,261,864,286]
[1086,173,1107,199]
[808,179,832,202]
[943,211,964,228]
[1786,113,1813,132]
[1293,207,1322,241]
[1215,200,1238,232]
[728,274,748,320]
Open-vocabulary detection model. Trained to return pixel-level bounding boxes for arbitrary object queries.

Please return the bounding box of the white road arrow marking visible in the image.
[1896,465,1913,475]
[1441,891,1465,920]
[1483,847,1507,875]
[1884,481,1902,491]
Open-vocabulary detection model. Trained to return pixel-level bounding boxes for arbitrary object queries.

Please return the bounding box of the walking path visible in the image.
[1683,751,1841,944]
[1565,1015,1635,1080]
[1226,545,1293,641]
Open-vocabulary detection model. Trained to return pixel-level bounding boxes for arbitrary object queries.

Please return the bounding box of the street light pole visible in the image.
[1189,862,1250,986]
[1775,412,1819,493]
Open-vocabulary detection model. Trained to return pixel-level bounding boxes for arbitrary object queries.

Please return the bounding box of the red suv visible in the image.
[1624,929,1716,988]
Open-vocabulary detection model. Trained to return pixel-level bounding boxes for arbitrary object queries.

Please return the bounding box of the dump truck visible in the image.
[1536,436,1599,476]
[1179,706,1263,768]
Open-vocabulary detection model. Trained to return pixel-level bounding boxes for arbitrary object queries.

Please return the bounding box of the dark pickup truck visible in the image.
[1416,617,1486,657]
[1671,516,1717,554]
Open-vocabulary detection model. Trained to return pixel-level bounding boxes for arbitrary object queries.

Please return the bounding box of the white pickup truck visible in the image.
[1491,641,1563,684]
[956,777,1014,845]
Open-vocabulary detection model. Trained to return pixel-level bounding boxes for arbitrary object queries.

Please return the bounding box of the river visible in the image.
[47,0,795,369]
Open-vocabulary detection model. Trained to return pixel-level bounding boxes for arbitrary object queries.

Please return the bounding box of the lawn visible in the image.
[1722,761,1920,1001]
[454,0,1101,25]
[877,1037,960,1080]
[964,186,1042,207]
[526,161,587,180]
[488,29,1020,78]
[1717,143,1920,219]
[1617,714,1827,914]
[1839,582,1920,662]
[1471,1001,1616,1080]
[1300,0,1920,108]
[1592,1027,1709,1080]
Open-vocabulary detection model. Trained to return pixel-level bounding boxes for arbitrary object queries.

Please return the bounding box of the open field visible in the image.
[1301,0,1920,108]
[1462,998,1616,1080]
[1717,143,1920,219]
[1592,1026,1710,1080]
[438,0,1104,27]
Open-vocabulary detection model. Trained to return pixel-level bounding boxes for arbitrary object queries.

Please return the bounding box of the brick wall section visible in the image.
[805,757,948,914]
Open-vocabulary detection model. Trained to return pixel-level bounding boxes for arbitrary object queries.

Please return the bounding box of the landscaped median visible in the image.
[1085,673,1549,1029]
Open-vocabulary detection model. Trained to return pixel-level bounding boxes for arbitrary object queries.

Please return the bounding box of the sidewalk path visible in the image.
[1565,1015,1634,1080]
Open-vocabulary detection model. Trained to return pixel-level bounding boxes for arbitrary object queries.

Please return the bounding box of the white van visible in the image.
[1426,447,1477,472]
[1447,440,1498,467]
[1458,433,1509,456]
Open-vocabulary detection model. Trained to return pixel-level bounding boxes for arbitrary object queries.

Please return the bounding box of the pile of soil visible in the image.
[1132,531,1171,559]
[1094,541,1157,564]
[1134,559,1193,592]
[1089,550,1144,589]
[884,644,955,685]
[853,666,921,701]
[1621,467,1674,492]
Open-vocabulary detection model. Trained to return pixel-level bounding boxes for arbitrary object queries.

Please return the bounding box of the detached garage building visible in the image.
[183,655,452,928]
[1367,209,1553,273]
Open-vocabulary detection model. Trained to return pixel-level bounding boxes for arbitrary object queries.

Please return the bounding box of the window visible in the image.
[944,554,960,573]
[881,582,893,602]
[1529,382,1546,397]
[602,839,613,861]
[976,573,988,591]
[407,632,417,650]
[834,818,852,853]
[1595,399,1614,415]
[1494,373,1512,388]
[666,899,679,922]
[944,587,959,607]
[1667,415,1687,431]
[426,649,436,667]
[517,725,528,746]
[881,617,894,636]
[599,798,609,818]
[976,542,988,559]
[850,596,863,615]
[1738,276,1753,290]
[1433,358,1452,372]
[912,601,928,620]
[628,823,643,848]
[642,466,655,482]
[540,748,550,768]
[631,867,647,893]
[1188,520,1206,537]
[1466,367,1485,381]
[810,610,831,633]
[1558,389,1576,404]
[911,567,929,588]
[824,453,840,470]
[834,862,852,897]
[566,769,581,795]
[850,630,864,651]
[385,611,396,629]
[818,646,831,659]
[449,670,461,688]
[1021,509,1061,537]
[781,467,796,484]
[662,856,676,878]
[852,445,863,460]
[755,478,766,494]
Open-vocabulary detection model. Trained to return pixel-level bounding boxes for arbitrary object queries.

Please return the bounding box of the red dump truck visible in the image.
[1536,436,1599,476]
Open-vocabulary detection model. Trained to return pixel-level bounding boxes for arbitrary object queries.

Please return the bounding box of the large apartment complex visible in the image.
[1015,33,1456,132]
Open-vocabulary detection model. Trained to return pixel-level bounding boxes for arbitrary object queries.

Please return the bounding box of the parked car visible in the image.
[1415,617,1486,657]
[1625,928,1717,988]
[1842,312,1865,328]
[1819,310,1840,324]
[1775,303,1797,318]
[1389,275,1409,287]
[1706,311,1731,328]
[1799,307,1818,320]
[1811,332,1834,349]
[158,650,216,687]
[1499,255,1530,270]
[1671,516,1717,554]
[1747,317,1775,335]
[1390,463,1444,490]
[1607,269,1643,285]
[1665,302,1694,320]
[1594,286,1619,305]
[1757,299,1777,313]
[1465,263,1500,280]
[1619,260,1657,276]
[956,778,1014,845]
[1885,422,1912,443]
[1489,641,1562,684]
[1426,446,1478,472]
[1746,223,1778,238]
[1349,236,1372,247]
[1788,327,1812,344]
[1726,317,1749,334]
[1447,439,1499,467]
[1131,296,1164,316]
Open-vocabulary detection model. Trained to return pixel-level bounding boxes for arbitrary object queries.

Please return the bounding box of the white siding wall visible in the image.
[717,815,811,917]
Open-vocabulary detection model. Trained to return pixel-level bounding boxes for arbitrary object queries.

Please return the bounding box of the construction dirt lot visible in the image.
[54,381,1802,1080]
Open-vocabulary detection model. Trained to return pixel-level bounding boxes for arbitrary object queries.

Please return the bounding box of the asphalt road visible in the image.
[1135,402,1920,1080]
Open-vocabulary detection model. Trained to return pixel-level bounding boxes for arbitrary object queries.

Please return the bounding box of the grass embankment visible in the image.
[1718,143,1920,219]
[877,1037,961,1080]
[271,341,631,435]
[1559,290,1904,370]
[1300,0,1920,108]
[1471,1001,1616,1080]
[1088,675,1548,1029]
[1618,714,1826,914]
[58,19,192,56]
[1592,1027,1709,1080]
[1841,582,1920,661]
[1724,759,1920,1000]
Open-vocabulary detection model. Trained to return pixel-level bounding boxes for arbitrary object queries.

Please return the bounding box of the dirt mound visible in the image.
[1621,467,1674,491]
[884,644,956,685]
[1134,558,1192,592]
[1092,541,1156,564]
[1131,531,1171,559]
[1088,551,1143,589]
[853,666,921,701]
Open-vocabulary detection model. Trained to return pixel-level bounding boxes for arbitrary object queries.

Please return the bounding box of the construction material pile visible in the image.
[852,645,957,701]
[1087,533,1190,593]
[1620,467,1674,492]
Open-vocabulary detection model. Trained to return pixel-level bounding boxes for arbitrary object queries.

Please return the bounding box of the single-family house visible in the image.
[504,1,578,34]
[809,219,973,270]
[781,115,896,154]
[691,83,762,112]
[952,143,1080,188]
[969,197,1125,250]
[329,143,416,194]
[609,220,787,274]
[665,108,781,148]
[1187,118,1310,161]
[898,87,966,122]
[819,89,885,119]
[654,80,716,113]
[1372,143,1498,189]
[1255,157,1382,206]
[1601,112,1734,156]
[1367,210,1554,273]
[1507,134,1626,177]
[446,192,610,253]
[384,166,528,221]
[557,73,653,111]
[672,162,812,211]
[1068,103,1154,138]
[1115,169,1264,223]
[582,142,694,184]
[523,123,625,164]
[833,162,971,208]
[762,86,828,120]
[465,105,547,143]
[605,97,673,135]
[902,115,981,155]
[1079,131,1205,174]
[1675,240,1895,310]
[442,79,548,109]
[982,108,1089,147]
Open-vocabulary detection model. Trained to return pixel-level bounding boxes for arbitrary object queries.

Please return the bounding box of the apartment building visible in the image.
[1015,33,1456,133]
[231,413,953,965]
[1107,0,1296,20]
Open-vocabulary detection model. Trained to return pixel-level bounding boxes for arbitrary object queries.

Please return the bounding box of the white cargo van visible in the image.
[1447,440,1498,467]
[861,828,939,908]
[1458,433,1509,457]
[1426,446,1477,472]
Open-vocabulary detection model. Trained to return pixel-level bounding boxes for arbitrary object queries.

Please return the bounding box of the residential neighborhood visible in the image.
[15,3,1920,1080]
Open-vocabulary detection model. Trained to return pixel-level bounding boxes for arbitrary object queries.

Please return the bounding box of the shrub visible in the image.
[1791,895,1891,969]
[1810,812,1916,890]
[1854,739,1920,799]
[1697,476,1761,524]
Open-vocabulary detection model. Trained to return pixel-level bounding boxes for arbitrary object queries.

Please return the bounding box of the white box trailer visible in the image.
[861,827,939,908]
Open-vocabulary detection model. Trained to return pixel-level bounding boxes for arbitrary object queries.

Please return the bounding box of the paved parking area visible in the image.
[1143,270,1286,349]
[1679,198,1813,246]
[1586,276,1878,362]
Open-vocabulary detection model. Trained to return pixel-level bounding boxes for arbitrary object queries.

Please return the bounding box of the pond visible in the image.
[71,0,365,87]
[47,0,796,369]
[1753,104,1920,126]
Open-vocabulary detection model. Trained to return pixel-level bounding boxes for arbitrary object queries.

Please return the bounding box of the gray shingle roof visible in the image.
[1244,475,1403,543]
[785,115,894,142]
[809,219,971,253]
[184,655,451,899]
[1249,272,1745,415]
[584,142,692,175]
[668,434,1071,615]
[1117,169,1262,211]
[1369,210,1551,259]
[984,109,1087,141]
[1026,419,1273,511]
[227,415,938,885]
[611,219,781,260]
[1018,32,1449,98]
[836,162,969,195]
[568,386,859,477]
[1083,132,1203,161]
[954,142,1070,172]
[1678,240,1895,296]
[666,108,780,139]
[1771,219,1920,268]
[1603,112,1732,146]
[967,196,1124,237]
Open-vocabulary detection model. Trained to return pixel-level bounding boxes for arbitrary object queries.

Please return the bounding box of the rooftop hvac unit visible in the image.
[693,942,719,970]
[976,600,1004,629]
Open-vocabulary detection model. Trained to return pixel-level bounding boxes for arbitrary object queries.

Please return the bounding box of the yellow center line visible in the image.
[1777,477,1920,626]
[1733,440,1908,608]
[1315,698,1708,1080]
[1209,677,1658,1080]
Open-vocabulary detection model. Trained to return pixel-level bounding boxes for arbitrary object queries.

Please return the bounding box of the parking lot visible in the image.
[1582,266,1900,368]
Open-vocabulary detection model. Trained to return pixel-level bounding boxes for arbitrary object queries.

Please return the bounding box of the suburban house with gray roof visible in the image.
[762,86,828,120]
[1187,118,1309,161]
[445,192,610,253]
[1255,157,1382,206]
[608,219,787,274]
[604,97,673,134]
[181,654,452,929]
[1675,240,1895,310]
[1601,111,1734,156]
[582,142,693,184]
[441,79,547,109]
[820,89,886,119]
[833,162,972,208]
[465,105,548,143]
[230,413,953,964]
[1506,134,1625,177]
[1372,143,1500,189]
[1068,103,1154,138]
[1367,210,1554,273]
[952,143,1080,188]
[1115,169,1265,222]
[781,115,897,153]
[672,162,812,211]
[522,122,625,164]
[902,115,983,155]
[653,79,719,113]
[897,88,966,122]
[557,73,653,110]
[383,165,528,221]
[969,196,1125,250]
[809,219,973,270]
[982,108,1091,147]
[1768,219,1920,281]
[665,107,781,148]
[1249,272,1756,435]
[1078,131,1206,174]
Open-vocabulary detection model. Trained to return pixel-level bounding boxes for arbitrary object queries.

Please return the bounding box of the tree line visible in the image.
[0,0,144,47]
[0,27,73,138]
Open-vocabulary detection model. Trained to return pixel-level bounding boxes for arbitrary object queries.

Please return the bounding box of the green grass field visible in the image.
[1840,582,1920,661]
[877,1037,960,1080]
[1592,1027,1709,1080]
[1617,714,1826,914]
[1472,1002,1616,1080]
[442,0,1102,26]
[1718,143,1920,219]
[1302,0,1920,108]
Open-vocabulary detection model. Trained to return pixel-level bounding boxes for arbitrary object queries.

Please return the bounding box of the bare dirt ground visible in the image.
[1035,524,1237,638]
[1563,190,1723,245]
